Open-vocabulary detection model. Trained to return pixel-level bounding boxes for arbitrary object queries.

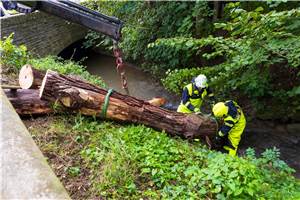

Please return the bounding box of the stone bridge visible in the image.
[1,11,87,57]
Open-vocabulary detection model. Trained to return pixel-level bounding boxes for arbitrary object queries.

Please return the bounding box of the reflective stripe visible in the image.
[218,131,225,137]
[224,120,234,127]
[186,102,195,111]
[219,124,232,136]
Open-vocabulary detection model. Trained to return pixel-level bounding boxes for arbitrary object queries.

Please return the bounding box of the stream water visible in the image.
[84,52,180,105]
[84,52,300,178]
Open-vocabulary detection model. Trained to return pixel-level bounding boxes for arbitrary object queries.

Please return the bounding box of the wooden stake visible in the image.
[1,85,21,90]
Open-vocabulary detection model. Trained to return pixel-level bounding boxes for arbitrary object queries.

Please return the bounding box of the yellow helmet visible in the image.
[212,102,228,118]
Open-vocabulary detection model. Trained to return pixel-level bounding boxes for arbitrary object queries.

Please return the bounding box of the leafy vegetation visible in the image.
[29,115,300,199]
[82,1,214,70]
[82,1,300,119]
[160,4,300,120]
[0,33,29,73]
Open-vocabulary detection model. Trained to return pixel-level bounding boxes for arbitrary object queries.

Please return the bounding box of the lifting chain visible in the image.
[113,41,129,95]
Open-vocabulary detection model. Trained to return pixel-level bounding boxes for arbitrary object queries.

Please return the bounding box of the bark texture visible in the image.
[4,89,53,115]
[40,70,217,139]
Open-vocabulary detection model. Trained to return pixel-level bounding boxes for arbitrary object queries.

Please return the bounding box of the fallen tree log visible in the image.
[4,88,172,115]
[4,89,53,115]
[40,70,217,139]
[19,64,45,89]
[19,65,89,89]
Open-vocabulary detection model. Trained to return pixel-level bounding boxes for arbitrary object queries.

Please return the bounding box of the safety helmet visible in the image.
[194,74,208,88]
[212,102,228,118]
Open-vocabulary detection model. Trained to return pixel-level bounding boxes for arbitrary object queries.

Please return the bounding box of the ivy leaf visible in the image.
[255,7,264,12]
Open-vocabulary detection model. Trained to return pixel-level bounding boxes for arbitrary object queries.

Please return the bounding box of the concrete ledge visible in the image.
[0,89,70,199]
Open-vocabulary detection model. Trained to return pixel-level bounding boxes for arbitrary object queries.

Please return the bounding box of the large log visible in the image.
[40,70,217,139]
[4,89,53,115]
[4,88,170,115]
[18,65,89,89]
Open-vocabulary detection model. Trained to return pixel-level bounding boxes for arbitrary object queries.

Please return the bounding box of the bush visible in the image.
[162,5,300,119]
[0,33,29,72]
[82,1,214,66]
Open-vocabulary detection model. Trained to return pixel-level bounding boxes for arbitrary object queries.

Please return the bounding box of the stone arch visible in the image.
[1,11,87,57]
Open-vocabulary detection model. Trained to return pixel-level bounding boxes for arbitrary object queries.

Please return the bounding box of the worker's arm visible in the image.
[214,119,234,148]
[218,119,234,137]
[181,87,199,112]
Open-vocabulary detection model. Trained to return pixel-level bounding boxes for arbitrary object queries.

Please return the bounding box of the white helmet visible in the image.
[194,74,208,88]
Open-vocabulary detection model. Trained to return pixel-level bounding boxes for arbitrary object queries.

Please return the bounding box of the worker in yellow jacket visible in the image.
[177,74,215,113]
[212,100,246,156]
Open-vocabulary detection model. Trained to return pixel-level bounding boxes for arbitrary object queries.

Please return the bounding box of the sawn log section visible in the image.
[4,89,52,115]
[40,70,217,139]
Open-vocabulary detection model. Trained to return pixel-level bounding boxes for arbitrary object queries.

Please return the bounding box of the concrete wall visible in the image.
[1,11,87,57]
[0,89,70,199]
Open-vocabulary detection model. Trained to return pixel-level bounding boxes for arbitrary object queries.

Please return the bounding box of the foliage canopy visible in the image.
[82,1,300,119]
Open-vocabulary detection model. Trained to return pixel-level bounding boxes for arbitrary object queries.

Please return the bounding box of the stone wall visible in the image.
[1,11,87,57]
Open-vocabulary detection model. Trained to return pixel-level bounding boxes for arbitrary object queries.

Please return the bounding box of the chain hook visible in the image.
[113,40,129,95]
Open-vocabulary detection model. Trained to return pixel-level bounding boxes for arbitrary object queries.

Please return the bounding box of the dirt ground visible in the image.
[23,117,94,199]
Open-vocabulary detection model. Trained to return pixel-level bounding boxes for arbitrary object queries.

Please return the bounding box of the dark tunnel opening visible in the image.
[58,39,92,62]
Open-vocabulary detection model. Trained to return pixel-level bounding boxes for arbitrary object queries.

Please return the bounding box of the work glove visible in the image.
[194,107,200,113]
[214,135,224,149]
[204,113,212,117]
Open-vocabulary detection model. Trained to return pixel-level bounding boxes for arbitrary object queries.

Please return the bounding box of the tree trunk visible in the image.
[19,64,45,89]
[4,89,53,115]
[18,65,89,89]
[40,70,217,139]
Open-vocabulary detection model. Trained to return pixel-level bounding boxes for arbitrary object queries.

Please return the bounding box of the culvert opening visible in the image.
[58,39,92,61]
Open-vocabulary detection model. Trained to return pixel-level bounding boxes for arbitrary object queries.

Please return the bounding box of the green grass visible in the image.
[28,115,300,200]
[29,56,106,88]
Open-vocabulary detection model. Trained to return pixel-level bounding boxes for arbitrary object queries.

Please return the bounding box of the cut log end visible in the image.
[39,69,51,98]
[19,64,34,89]
[19,64,45,89]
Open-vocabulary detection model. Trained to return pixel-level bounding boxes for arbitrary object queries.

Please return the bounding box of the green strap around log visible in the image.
[101,89,114,118]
